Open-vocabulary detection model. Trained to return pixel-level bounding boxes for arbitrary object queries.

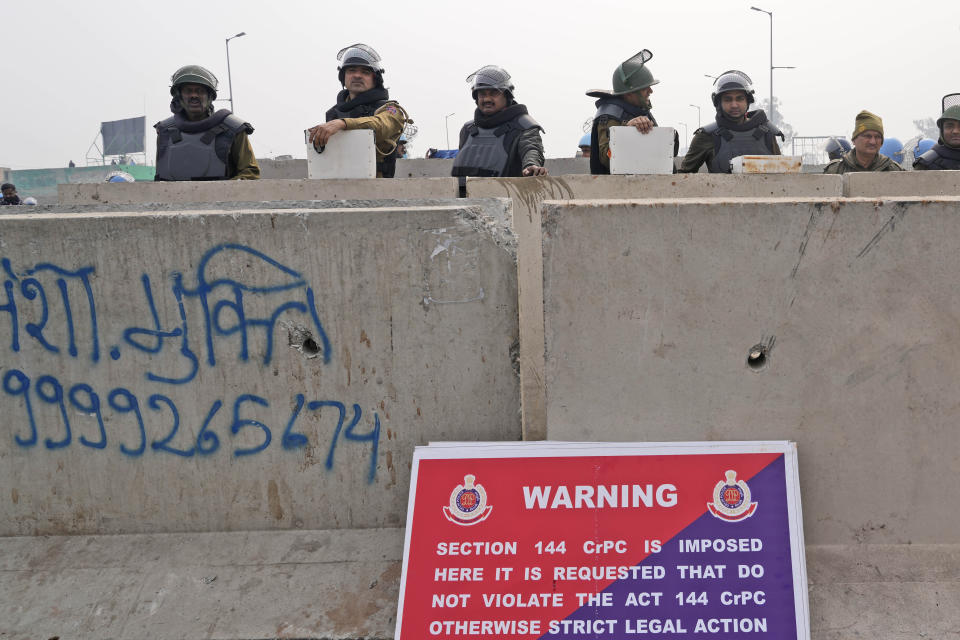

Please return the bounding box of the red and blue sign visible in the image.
[396,441,809,639]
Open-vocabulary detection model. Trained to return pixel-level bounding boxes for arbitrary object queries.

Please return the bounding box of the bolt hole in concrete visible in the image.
[302,337,321,356]
[747,344,768,371]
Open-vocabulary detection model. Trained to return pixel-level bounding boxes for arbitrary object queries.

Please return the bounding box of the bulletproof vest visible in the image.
[326,91,398,178]
[451,114,539,178]
[589,98,657,175]
[703,117,781,173]
[155,112,251,181]
[915,144,960,170]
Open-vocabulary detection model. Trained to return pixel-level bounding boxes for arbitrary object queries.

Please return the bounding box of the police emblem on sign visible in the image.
[442,474,493,526]
[707,470,758,522]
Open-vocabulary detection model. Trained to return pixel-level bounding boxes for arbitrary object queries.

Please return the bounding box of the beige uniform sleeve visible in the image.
[342,101,411,161]
[596,118,614,170]
[228,131,260,180]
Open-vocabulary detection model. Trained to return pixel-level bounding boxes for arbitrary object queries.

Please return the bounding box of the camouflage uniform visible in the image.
[823,150,903,174]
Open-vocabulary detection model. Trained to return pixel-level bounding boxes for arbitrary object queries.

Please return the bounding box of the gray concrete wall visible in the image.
[845,169,960,197]
[541,196,960,546]
[253,157,591,180]
[396,158,453,178]
[58,177,459,205]
[0,203,520,536]
[539,196,960,639]
[466,174,844,440]
[257,157,308,179]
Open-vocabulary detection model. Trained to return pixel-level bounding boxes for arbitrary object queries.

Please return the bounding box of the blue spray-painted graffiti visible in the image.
[1,244,379,482]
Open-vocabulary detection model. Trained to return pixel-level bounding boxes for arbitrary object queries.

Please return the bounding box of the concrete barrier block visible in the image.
[466,175,844,442]
[0,205,519,535]
[807,544,960,639]
[57,177,460,205]
[542,197,960,547]
[844,170,960,197]
[0,528,404,639]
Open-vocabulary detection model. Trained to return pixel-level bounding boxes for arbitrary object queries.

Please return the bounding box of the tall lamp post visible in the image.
[225,31,246,112]
[444,112,455,150]
[689,104,701,129]
[704,73,720,82]
[750,7,795,127]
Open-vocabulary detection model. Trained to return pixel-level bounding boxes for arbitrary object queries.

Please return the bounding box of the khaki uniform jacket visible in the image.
[823,149,903,174]
[341,101,409,164]
[229,131,260,180]
[594,117,623,171]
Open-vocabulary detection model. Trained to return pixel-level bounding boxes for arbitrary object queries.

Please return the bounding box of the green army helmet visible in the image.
[611,49,659,96]
[937,93,960,128]
[169,65,219,100]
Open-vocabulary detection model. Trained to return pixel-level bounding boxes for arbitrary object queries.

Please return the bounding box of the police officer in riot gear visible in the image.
[586,50,675,175]
[154,65,259,181]
[308,44,410,178]
[914,93,960,170]
[680,70,782,173]
[451,65,547,181]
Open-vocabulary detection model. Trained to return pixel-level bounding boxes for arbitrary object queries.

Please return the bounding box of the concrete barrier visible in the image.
[1,527,404,639]
[540,196,960,636]
[250,157,591,180]
[466,174,844,440]
[845,169,960,197]
[57,177,460,205]
[258,157,308,179]
[541,196,960,544]
[0,203,519,535]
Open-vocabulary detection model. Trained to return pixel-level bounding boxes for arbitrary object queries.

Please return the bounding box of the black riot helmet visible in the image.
[467,65,515,102]
[710,70,755,107]
[337,43,385,87]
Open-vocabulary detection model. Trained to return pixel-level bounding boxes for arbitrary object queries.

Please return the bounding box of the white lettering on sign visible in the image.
[522,484,678,509]
[678,538,763,553]
[436,541,518,556]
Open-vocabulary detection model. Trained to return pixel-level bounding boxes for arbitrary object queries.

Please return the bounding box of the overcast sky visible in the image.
[2,0,956,170]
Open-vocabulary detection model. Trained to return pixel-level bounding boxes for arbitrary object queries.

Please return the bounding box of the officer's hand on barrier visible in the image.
[523,165,548,177]
[308,120,347,149]
[627,116,653,134]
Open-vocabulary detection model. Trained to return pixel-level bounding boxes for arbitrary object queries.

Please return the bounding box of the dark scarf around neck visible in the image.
[170,109,232,132]
[335,87,390,111]
[715,108,768,132]
[473,103,528,129]
[594,97,653,122]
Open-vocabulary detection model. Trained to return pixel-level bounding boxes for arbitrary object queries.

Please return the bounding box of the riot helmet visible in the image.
[937,93,960,129]
[825,137,851,160]
[879,137,904,163]
[611,49,659,96]
[170,65,219,100]
[467,65,515,101]
[915,138,936,156]
[337,43,385,87]
[711,70,755,107]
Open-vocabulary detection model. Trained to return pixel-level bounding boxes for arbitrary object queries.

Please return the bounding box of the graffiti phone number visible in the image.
[3,368,379,481]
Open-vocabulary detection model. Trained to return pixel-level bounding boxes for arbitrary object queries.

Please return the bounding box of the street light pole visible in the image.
[689,104,701,129]
[444,112,455,150]
[225,31,246,113]
[750,7,773,125]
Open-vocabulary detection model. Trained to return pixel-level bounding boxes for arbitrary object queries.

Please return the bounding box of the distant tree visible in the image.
[758,97,795,147]
[913,117,938,140]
